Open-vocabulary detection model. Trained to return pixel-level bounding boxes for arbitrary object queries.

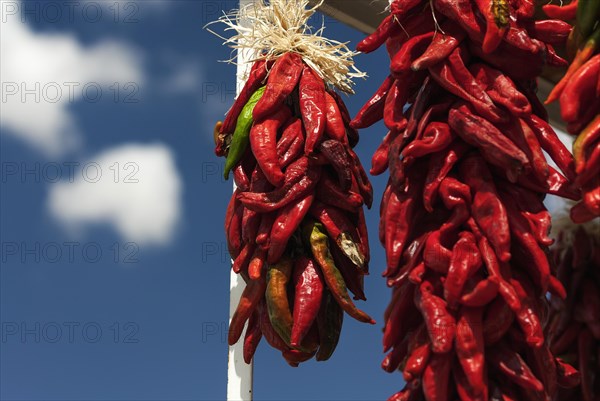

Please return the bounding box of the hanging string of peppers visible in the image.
[353,0,582,399]
[212,0,374,366]
[543,0,600,223]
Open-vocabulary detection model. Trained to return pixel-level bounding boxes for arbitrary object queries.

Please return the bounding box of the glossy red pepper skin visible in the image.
[450,104,528,182]
[456,306,486,396]
[412,20,466,70]
[267,193,314,264]
[290,256,324,347]
[229,276,267,345]
[253,53,302,122]
[243,310,262,363]
[249,106,292,187]
[459,155,512,262]
[357,14,396,53]
[351,75,394,129]
[422,352,452,401]
[445,232,482,307]
[542,2,578,20]
[416,280,456,353]
[324,91,347,143]
[488,342,544,392]
[299,66,326,155]
[318,139,353,191]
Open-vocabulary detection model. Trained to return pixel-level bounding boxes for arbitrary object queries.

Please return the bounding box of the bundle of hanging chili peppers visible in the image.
[544,0,600,223]
[215,52,374,366]
[353,0,581,399]
[546,226,599,401]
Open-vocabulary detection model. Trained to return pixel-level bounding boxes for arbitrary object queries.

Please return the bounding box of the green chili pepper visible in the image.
[265,257,294,347]
[223,86,266,179]
[315,289,343,361]
[303,220,375,324]
[576,0,600,44]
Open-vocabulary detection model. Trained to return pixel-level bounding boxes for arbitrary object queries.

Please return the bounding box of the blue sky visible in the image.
[0,1,408,400]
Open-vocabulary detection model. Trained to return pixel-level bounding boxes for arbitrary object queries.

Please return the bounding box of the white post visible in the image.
[227,1,254,400]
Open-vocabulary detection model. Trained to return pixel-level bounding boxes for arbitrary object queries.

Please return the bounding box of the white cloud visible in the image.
[47,143,182,246]
[0,3,144,156]
[161,58,202,94]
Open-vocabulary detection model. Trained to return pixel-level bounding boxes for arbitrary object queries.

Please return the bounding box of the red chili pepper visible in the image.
[238,159,321,213]
[453,358,488,401]
[460,276,499,306]
[350,75,393,129]
[423,141,470,211]
[315,172,364,212]
[421,352,452,401]
[256,212,275,248]
[449,104,528,182]
[509,278,544,348]
[560,54,600,124]
[253,53,303,122]
[542,1,578,20]
[232,164,251,192]
[402,122,454,160]
[528,344,557,399]
[474,0,509,53]
[384,183,422,277]
[468,40,544,80]
[382,336,410,373]
[277,118,302,162]
[243,310,262,363]
[459,155,512,262]
[430,49,506,123]
[372,131,399,176]
[232,242,255,274]
[248,247,266,280]
[356,14,396,53]
[526,19,572,46]
[403,325,431,381]
[455,306,486,395]
[526,114,577,181]
[445,231,482,307]
[290,256,324,347]
[467,217,522,313]
[221,59,270,135]
[324,91,347,143]
[434,0,485,42]
[228,275,267,345]
[483,295,514,345]
[391,32,435,76]
[267,193,314,264]
[348,148,374,209]
[555,357,581,388]
[225,191,243,259]
[299,66,326,155]
[318,139,353,192]
[384,79,410,133]
[383,282,417,352]
[487,341,544,392]
[470,63,532,117]
[416,280,456,353]
[411,20,466,70]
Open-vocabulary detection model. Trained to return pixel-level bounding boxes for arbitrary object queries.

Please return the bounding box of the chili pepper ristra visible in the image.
[354,0,581,399]
[210,0,373,366]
